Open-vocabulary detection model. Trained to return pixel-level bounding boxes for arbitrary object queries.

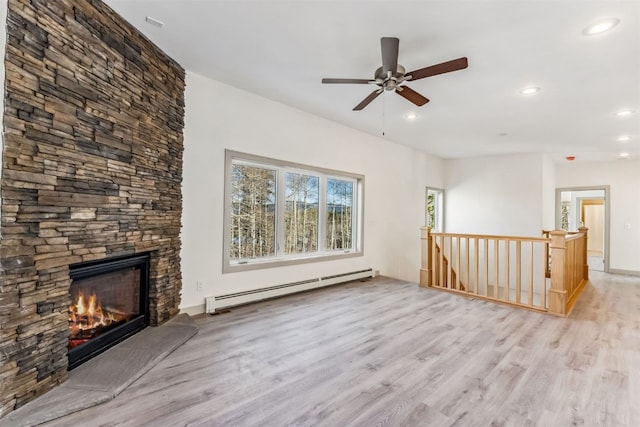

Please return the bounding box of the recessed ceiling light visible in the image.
[404,112,419,121]
[618,152,630,159]
[618,135,631,142]
[582,18,620,36]
[519,86,540,95]
[616,109,635,117]
[145,16,164,28]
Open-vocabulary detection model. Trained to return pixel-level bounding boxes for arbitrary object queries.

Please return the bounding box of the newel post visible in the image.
[420,226,432,288]
[548,230,568,316]
[578,226,589,281]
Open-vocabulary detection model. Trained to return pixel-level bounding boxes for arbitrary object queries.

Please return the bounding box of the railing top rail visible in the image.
[565,232,585,242]
[542,229,580,235]
[428,231,550,243]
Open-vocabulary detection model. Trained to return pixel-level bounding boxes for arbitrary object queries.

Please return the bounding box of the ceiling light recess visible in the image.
[618,152,630,159]
[616,109,635,117]
[404,112,419,121]
[582,18,620,36]
[519,86,540,95]
[618,135,631,142]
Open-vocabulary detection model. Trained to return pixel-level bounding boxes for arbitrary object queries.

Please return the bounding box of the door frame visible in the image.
[555,186,610,273]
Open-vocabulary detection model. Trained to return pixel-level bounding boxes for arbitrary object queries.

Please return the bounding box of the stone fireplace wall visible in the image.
[0,0,185,416]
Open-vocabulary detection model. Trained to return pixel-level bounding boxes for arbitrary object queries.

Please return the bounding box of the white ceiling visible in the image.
[105,0,640,162]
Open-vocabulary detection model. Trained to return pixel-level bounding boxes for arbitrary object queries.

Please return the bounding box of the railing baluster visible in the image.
[431,234,437,287]
[505,240,510,302]
[493,239,499,299]
[446,237,454,289]
[484,239,489,297]
[540,240,551,309]
[528,241,534,307]
[456,236,461,290]
[474,238,479,295]
[439,235,445,288]
[516,240,521,304]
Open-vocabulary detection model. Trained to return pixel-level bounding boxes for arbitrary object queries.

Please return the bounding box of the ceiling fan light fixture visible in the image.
[519,86,540,95]
[582,18,619,36]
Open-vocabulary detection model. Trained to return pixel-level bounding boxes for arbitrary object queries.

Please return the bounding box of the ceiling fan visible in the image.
[322,37,468,111]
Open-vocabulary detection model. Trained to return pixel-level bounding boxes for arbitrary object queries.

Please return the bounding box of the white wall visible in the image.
[556,160,640,273]
[180,71,444,311]
[443,153,545,236]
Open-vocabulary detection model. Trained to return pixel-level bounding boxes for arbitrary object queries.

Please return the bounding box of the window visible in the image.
[560,201,570,231]
[426,187,444,231]
[224,151,363,272]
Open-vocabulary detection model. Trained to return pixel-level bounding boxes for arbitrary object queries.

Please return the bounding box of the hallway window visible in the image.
[426,187,444,231]
[224,150,363,272]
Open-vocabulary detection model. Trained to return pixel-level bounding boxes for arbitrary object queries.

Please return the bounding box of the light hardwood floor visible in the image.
[41,271,640,426]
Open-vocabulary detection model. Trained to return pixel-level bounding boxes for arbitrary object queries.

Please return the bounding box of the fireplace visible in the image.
[67,253,150,369]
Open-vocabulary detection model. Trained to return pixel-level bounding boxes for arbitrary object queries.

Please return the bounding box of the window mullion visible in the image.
[276,168,286,257]
[318,175,327,253]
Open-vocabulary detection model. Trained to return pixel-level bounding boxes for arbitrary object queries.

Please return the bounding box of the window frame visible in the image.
[223,150,364,273]
[425,187,444,232]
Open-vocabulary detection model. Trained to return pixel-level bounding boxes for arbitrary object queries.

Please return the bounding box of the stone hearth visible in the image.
[0,0,185,418]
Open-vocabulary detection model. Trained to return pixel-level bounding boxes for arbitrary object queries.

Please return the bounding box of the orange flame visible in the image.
[68,291,116,333]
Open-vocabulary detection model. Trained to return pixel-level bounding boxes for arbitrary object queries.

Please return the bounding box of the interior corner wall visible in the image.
[541,154,556,230]
[443,153,545,236]
[180,70,444,312]
[556,160,640,273]
[1,0,7,183]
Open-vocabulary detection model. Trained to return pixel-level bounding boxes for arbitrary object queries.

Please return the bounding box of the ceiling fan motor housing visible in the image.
[375,65,406,91]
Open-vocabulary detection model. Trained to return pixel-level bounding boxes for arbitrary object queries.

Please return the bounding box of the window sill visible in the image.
[223,250,363,274]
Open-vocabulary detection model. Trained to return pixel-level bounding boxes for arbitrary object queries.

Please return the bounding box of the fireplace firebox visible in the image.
[67,253,150,369]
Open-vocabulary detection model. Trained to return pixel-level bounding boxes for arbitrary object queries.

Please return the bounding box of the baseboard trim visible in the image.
[180,304,205,316]
[608,268,640,277]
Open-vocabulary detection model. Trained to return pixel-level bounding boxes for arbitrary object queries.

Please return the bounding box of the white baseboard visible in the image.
[179,304,205,316]
[608,268,640,277]
[181,269,374,316]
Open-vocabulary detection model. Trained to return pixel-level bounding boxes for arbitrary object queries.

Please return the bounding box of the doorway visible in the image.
[580,199,604,253]
[556,187,609,272]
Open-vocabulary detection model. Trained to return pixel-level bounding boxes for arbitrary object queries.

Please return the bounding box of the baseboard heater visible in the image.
[205,268,374,313]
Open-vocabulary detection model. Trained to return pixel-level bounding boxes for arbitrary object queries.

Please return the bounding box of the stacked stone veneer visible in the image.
[0,0,185,417]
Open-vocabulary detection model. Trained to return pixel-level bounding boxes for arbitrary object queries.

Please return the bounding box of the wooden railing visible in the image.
[541,229,580,278]
[420,227,589,316]
[548,228,589,316]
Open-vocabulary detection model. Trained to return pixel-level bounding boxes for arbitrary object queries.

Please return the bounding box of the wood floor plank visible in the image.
[37,272,640,427]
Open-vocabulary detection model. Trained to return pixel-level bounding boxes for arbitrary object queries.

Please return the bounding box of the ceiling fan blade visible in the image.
[353,89,382,111]
[396,86,430,107]
[407,57,468,81]
[381,37,399,75]
[322,78,373,84]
